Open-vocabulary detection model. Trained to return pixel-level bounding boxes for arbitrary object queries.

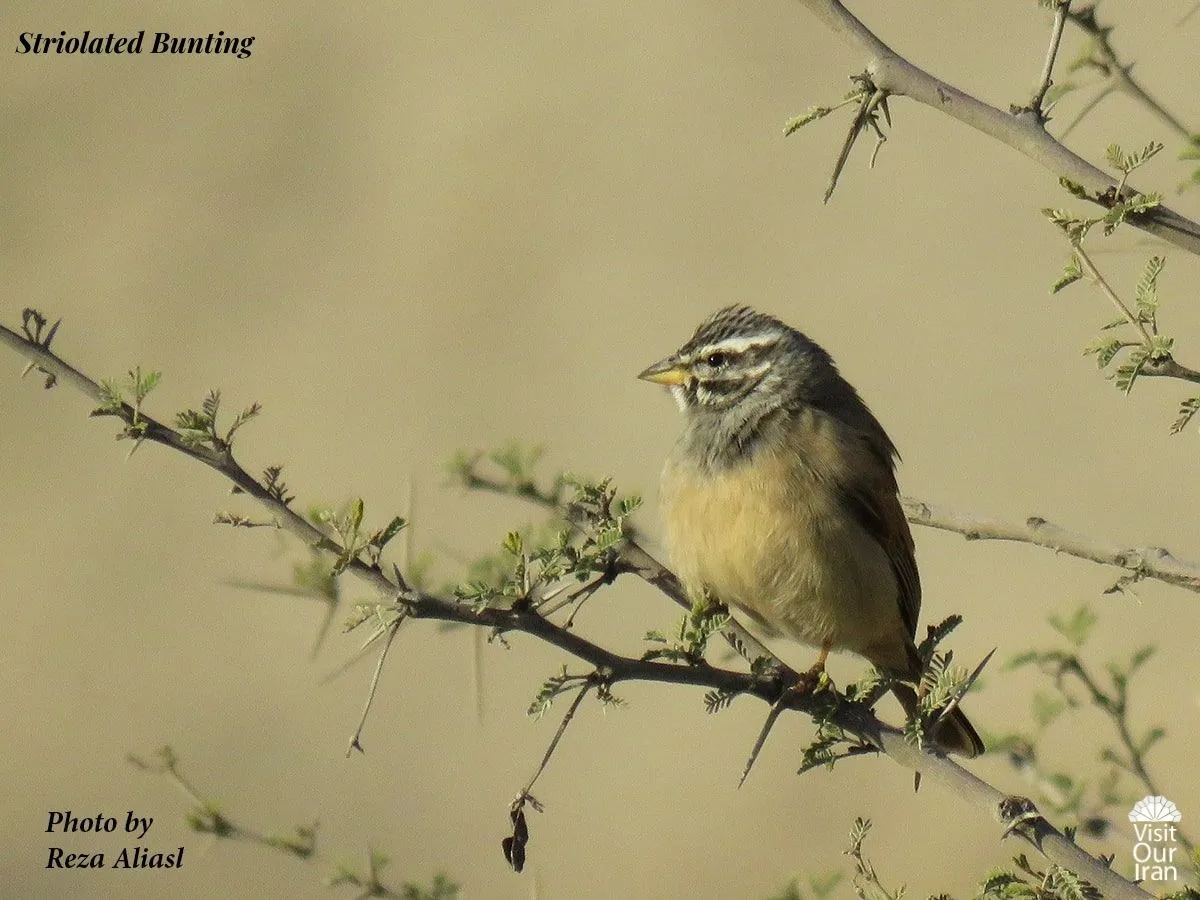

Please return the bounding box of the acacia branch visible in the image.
[1141,355,1200,386]
[794,0,1200,257]
[3,318,1150,900]
[1066,6,1195,141]
[1031,0,1072,120]
[1072,242,1154,346]
[902,498,1200,594]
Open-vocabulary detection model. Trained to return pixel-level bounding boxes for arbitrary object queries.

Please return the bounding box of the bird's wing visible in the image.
[798,400,922,641]
[836,439,921,640]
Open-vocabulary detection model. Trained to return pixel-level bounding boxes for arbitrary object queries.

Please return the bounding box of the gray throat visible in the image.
[678,399,788,472]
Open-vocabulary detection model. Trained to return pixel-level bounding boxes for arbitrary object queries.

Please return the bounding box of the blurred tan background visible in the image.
[2,2,1198,898]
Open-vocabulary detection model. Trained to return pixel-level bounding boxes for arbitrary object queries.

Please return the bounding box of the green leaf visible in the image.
[784,105,836,135]
[1105,141,1163,173]
[617,494,643,516]
[1082,337,1123,369]
[1050,254,1083,294]
[262,465,294,505]
[1128,645,1156,673]
[132,367,162,402]
[1148,334,1174,360]
[1101,196,1160,234]
[1180,134,1200,162]
[1128,142,1165,170]
[369,516,406,551]
[797,732,843,774]
[1005,650,1041,670]
[1058,177,1090,200]
[1032,691,1066,728]
[94,378,125,415]
[502,531,523,556]
[528,665,577,719]
[1134,256,1165,319]
[224,401,261,443]
[703,689,738,714]
[1042,81,1077,107]
[1170,397,1200,434]
[1113,347,1148,394]
[1048,605,1097,647]
[1042,207,1094,243]
[1137,726,1166,758]
[915,614,962,666]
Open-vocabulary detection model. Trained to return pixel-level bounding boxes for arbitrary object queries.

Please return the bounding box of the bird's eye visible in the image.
[705,352,729,369]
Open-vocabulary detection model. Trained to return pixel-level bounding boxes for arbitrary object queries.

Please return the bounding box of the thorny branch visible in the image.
[1031,0,1072,121]
[793,0,1200,256]
[1064,5,1195,141]
[1,314,1157,900]
[902,499,1200,595]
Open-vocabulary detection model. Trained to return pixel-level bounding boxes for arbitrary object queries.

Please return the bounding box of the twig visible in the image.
[1037,652,1196,857]
[345,614,404,757]
[462,463,777,668]
[520,682,593,797]
[1140,355,1200,386]
[1031,1,1072,120]
[1073,243,1154,346]
[1066,7,1194,140]
[1059,81,1118,141]
[793,0,1200,256]
[825,83,888,203]
[902,498,1200,594]
[3,319,1153,899]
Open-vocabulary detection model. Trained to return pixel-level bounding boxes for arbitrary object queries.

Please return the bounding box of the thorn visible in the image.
[738,699,787,788]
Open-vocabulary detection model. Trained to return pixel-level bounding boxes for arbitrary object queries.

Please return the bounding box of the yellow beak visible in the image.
[638,358,690,386]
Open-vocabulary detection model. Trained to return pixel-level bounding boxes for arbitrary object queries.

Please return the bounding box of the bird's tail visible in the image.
[890,681,984,758]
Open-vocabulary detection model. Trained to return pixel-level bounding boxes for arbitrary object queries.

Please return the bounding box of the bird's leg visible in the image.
[809,641,830,677]
[791,639,833,696]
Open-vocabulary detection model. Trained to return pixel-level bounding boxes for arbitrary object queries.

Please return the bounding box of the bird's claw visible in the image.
[787,663,831,699]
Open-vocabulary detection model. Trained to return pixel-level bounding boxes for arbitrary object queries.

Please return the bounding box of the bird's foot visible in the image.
[788,662,832,698]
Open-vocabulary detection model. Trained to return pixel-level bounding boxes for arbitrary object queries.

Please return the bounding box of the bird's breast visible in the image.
[660,430,901,658]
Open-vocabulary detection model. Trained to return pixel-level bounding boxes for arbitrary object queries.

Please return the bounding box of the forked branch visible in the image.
[1,315,1150,900]
[793,0,1200,256]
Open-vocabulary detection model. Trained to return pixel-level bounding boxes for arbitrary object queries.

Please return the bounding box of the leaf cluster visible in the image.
[1180,134,1200,193]
[1043,145,1199,426]
[527,665,589,720]
[766,872,843,900]
[904,617,990,753]
[979,854,1101,900]
[644,598,731,667]
[18,308,62,387]
[94,365,162,447]
[132,747,458,898]
[845,818,905,900]
[174,388,260,453]
[1044,143,1163,247]
[792,616,984,772]
[447,443,569,508]
[452,476,640,615]
[312,498,406,576]
[995,604,1180,849]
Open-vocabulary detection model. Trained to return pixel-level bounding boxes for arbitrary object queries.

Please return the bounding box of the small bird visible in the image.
[639,305,983,757]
